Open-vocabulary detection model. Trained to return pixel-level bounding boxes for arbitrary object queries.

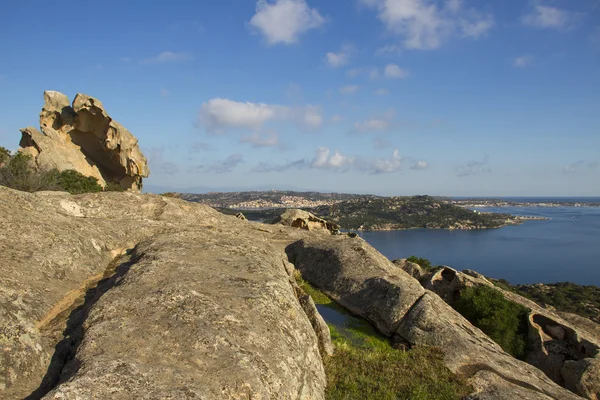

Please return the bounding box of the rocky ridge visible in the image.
[1,189,598,399]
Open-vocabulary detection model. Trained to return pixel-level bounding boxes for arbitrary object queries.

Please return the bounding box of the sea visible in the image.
[358,198,600,286]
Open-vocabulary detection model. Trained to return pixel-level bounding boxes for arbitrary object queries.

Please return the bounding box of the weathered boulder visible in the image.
[19,91,149,191]
[0,186,327,399]
[286,236,425,337]
[392,258,425,281]
[273,209,339,235]
[423,266,600,400]
[286,238,584,399]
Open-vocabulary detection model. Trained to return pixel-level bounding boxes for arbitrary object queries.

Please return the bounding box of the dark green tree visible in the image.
[454,286,529,359]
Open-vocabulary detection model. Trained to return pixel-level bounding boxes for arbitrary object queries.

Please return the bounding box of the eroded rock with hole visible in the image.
[273,209,339,235]
[19,91,149,191]
[423,266,600,399]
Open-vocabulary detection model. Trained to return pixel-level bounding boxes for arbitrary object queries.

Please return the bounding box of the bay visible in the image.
[358,206,600,286]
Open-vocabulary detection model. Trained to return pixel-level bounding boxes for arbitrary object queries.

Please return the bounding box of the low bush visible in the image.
[55,169,102,194]
[406,255,433,270]
[0,152,61,192]
[454,285,529,359]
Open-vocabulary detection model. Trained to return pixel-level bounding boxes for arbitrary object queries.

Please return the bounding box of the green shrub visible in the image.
[454,286,529,359]
[406,256,433,270]
[0,146,10,165]
[0,152,60,192]
[55,169,102,194]
[104,182,125,192]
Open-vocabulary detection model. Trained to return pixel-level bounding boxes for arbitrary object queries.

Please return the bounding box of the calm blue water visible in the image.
[359,206,600,286]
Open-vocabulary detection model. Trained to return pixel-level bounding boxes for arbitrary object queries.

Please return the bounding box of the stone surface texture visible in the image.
[424,266,600,400]
[19,91,149,191]
[286,237,587,400]
[272,209,339,234]
[0,186,326,399]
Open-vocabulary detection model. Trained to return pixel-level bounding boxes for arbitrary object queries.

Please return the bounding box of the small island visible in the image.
[180,191,540,230]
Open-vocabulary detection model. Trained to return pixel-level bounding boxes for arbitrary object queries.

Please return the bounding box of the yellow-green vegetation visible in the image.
[294,271,471,400]
[454,285,529,359]
[0,149,123,194]
[406,255,434,270]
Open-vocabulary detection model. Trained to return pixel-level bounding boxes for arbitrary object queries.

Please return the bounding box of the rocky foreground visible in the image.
[1,188,599,399]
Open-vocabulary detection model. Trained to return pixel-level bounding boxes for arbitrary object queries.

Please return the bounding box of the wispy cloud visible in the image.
[384,64,409,79]
[361,0,494,50]
[456,156,491,177]
[146,146,180,175]
[562,160,584,173]
[375,44,402,56]
[192,154,244,174]
[375,88,390,96]
[351,109,395,134]
[240,131,280,147]
[249,0,325,45]
[410,160,429,170]
[340,85,360,95]
[514,55,534,68]
[160,88,170,97]
[373,137,392,149]
[521,1,577,30]
[325,44,354,68]
[141,51,193,65]
[252,146,430,175]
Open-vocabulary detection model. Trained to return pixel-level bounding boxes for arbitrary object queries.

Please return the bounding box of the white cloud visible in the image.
[514,55,534,68]
[384,63,409,78]
[249,0,325,45]
[325,44,354,68]
[160,89,170,97]
[369,150,403,173]
[240,131,280,147]
[200,98,283,133]
[361,0,494,50]
[521,2,573,29]
[340,85,360,95]
[255,147,418,174]
[199,98,322,133]
[331,114,343,123]
[410,160,429,170]
[141,51,192,65]
[375,88,390,95]
[311,147,354,169]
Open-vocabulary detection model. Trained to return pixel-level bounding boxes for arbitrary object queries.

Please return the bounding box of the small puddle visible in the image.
[316,304,350,327]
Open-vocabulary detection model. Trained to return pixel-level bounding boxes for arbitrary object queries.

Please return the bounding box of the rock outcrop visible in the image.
[0,186,326,399]
[392,258,425,281]
[286,237,585,400]
[272,209,340,234]
[19,91,149,191]
[424,266,600,400]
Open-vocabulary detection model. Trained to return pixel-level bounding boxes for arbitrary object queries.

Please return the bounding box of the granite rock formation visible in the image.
[0,186,326,399]
[19,91,149,191]
[286,237,587,400]
[272,209,340,234]
[424,266,600,400]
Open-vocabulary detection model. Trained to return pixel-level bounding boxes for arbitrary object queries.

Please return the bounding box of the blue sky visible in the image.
[0,0,599,196]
